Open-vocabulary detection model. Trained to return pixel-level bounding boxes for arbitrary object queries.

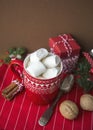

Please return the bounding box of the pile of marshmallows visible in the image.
[26,48,62,79]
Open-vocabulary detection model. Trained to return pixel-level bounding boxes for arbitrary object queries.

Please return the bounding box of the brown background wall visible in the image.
[0,0,93,53]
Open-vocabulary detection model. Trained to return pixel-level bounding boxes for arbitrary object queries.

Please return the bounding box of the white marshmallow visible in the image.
[42,55,61,68]
[26,61,46,77]
[42,67,60,79]
[30,48,49,62]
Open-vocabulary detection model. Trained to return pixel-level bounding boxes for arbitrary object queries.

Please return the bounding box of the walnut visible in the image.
[80,94,93,111]
[59,100,79,120]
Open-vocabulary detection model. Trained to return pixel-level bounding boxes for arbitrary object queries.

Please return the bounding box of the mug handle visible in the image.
[9,59,23,82]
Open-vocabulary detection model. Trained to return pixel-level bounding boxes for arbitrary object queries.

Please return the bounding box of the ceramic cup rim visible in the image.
[23,54,63,81]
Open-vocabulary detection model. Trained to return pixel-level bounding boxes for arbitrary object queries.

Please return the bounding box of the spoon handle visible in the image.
[38,90,64,126]
[38,74,74,126]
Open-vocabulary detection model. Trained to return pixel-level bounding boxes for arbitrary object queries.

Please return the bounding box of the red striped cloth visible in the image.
[0,64,93,130]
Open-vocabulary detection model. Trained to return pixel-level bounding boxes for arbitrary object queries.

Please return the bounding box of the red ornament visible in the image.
[90,68,93,74]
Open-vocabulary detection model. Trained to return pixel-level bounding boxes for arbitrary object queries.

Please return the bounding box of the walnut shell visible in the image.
[59,100,79,120]
[80,94,93,111]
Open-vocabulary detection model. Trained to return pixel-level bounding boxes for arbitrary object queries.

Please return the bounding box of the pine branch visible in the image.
[74,58,93,92]
[0,47,28,64]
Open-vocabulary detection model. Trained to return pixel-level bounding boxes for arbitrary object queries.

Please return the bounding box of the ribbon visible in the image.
[53,34,73,57]
[62,55,79,73]
[12,79,24,95]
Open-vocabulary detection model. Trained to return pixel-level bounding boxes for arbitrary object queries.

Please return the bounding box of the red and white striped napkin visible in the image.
[0,64,93,130]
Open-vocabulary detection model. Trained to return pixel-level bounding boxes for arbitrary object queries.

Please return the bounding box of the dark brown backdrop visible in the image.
[0,0,93,53]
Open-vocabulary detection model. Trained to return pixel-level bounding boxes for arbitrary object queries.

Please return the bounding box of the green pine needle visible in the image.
[74,57,93,92]
[1,47,28,64]
[4,57,11,63]
[16,47,27,55]
[8,48,16,54]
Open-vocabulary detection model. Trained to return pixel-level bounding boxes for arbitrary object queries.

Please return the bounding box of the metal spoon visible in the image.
[90,49,93,57]
[38,74,74,126]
